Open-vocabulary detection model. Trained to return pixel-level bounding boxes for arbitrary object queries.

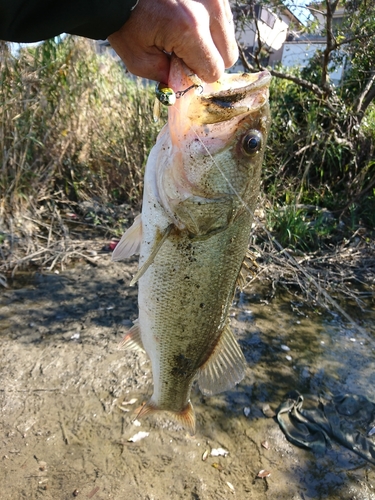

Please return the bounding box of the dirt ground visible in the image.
[1,253,375,500]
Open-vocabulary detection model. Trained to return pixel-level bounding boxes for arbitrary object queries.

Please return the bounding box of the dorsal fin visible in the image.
[112,214,142,261]
[118,319,145,352]
[198,324,246,396]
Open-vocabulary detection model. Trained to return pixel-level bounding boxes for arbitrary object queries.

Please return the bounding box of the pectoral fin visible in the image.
[112,214,142,261]
[130,224,173,285]
[198,324,246,396]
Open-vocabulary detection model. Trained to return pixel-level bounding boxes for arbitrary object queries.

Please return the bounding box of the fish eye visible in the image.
[242,131,262,155]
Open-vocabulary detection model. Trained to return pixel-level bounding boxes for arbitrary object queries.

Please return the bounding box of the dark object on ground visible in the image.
[277,390,375,465]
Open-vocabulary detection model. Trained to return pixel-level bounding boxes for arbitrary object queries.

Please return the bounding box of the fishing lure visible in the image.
[153,81,203,122]
[153,83,176,122]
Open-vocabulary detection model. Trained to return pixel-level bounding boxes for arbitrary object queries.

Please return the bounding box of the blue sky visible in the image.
[285,0,312,24]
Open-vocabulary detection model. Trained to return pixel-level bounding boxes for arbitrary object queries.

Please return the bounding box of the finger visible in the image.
[210,18,238,70]
[207,0,238,69]
[173,36,224,83]
[169,6,225,83]
[216,0,234,22]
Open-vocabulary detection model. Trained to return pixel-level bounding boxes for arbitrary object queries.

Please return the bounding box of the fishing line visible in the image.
[170,96,372,342]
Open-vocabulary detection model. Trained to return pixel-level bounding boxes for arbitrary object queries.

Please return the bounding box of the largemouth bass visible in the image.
[113,56,271,433]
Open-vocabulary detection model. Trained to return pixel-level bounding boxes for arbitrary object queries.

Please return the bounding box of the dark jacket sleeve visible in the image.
[0,0,138,42]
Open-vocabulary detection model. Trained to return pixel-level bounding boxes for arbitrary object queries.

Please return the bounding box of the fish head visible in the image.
[156,55,271,228]
[167,53,271,140]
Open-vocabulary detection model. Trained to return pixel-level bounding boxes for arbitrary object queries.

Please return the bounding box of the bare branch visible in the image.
[321,0,340,89]
[253,4,263,64]
[336,33,371,49]
[307,7,325,17]
[355,70,375,117]
[238,44,325,98]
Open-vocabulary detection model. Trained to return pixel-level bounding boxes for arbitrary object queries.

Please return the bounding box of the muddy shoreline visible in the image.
[1,254,375,499]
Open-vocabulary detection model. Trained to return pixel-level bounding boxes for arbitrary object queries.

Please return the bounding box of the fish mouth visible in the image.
[189,71,271,125]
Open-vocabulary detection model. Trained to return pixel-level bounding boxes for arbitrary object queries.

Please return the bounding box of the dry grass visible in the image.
[1,38,374,327]
[0,37,160,207]
[242,212,375,338]
[0,36,162,271]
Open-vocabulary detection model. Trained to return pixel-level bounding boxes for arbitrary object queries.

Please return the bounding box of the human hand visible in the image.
[107,0,238,83]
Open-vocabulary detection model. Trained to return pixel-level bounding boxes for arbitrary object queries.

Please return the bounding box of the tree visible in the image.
[233,0,375,213]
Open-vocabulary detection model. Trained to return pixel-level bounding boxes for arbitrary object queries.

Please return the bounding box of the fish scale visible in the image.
[146,212,252,374]
[113,55,271,433]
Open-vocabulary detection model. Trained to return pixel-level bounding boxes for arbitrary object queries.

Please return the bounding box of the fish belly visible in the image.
[138,208,252,413]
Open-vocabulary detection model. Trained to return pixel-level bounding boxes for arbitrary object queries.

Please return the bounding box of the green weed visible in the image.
[267,205,313,251]
[266,204,337,251]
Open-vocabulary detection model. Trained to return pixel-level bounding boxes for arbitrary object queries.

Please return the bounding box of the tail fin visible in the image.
[135,399,196,435]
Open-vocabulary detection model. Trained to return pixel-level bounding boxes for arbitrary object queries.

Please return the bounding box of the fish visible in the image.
[113,56,271,433]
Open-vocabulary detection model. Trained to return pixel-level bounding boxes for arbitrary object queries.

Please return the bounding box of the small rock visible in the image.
[128,431,149,443]
[211,447,229,457]
[226,481,235,492]
[122,398,138,406]
[257,469,271,478]
[243,407,251,417]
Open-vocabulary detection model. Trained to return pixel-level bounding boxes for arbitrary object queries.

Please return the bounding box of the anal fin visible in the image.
[118,319,145,352]
[198,324,246,396]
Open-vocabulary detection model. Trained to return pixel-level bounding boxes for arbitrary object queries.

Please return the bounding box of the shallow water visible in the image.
[1,256,375,499]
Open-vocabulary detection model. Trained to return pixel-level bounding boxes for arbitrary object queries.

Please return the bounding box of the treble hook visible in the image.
[154,82,204,116]
[175,84,204,99]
